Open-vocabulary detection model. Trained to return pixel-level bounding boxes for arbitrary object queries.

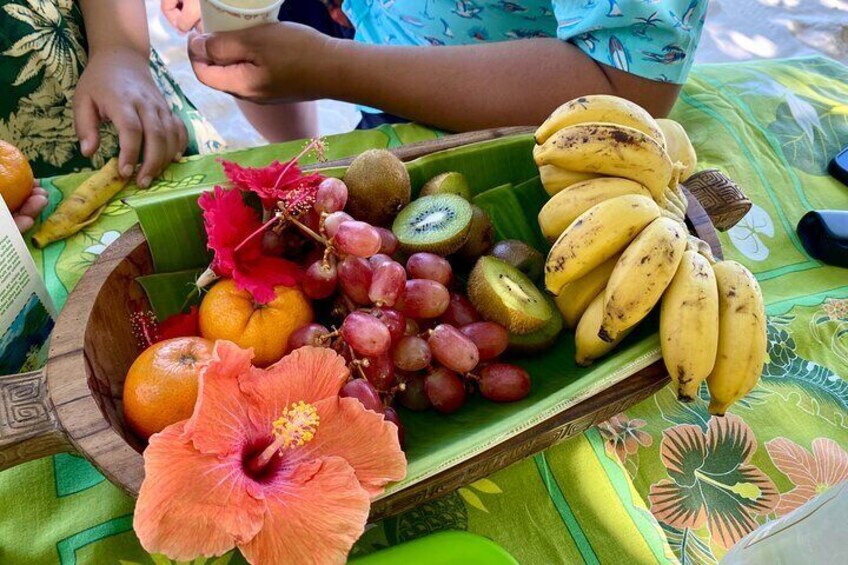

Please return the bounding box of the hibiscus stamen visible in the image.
[271,137,328,193]
[251,401,320,471]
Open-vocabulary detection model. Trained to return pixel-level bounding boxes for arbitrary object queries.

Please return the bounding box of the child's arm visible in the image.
[187,23,680,131]
[75,0,187,187]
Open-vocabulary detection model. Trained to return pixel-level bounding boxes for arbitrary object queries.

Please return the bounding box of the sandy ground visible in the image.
[144,0,848,149]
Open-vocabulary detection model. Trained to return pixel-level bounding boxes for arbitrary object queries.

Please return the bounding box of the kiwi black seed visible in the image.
[467,256,552,334]
[491,240,545,283]
[456,205,494,260]
[419,172,472,201]
[392,194,473,255]
[343,149,411,226]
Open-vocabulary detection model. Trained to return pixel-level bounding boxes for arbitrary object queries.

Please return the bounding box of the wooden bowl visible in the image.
[0,129,732,519]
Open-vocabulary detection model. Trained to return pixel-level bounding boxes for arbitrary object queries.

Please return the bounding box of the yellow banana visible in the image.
[533,123,675,202]
[660,189,686,221]
[599,216,687,342]
[538,177,652,242]
[575,291,634,366]
[536,95,666,148]
[554,252,621,329]
[687,234,717,265]
[660,250,719,402]
[657,118,697,181]
[673,183,689,213]
[538,164,602,196]
[544,194,661,294]
[706,261,767,416]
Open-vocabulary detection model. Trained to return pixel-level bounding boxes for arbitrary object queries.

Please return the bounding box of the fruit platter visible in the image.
[2,97,765,556]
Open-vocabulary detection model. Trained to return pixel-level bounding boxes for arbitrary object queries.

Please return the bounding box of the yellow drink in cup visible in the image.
[200,0,284,32]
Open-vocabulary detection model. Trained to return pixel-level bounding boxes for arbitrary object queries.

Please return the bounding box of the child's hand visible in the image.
[161,0,202,33]
[13,181,48,234]
[188,23,330,104]
[73,48,187,188]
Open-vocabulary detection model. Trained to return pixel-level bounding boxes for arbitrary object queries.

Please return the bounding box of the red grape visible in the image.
[362,353,396,391]
[392,335,432,372]
[479,364,531,402]
[303,257,338,299]
[428,324,480,373]
[398,373,431,411]
[340,379,383,413]
[404,318,420,336]
[383,407,405,447]
[460,321,509,361]
[376,227,399,255]
[314,177,348,214]
[406,253,452,286]
[300,209,321,233]
[287,323,330,351]
[400,279,450,318]
[338,256,373,305]
[369,253,393,269]
[335,221,382,258]
[424,367,466,413]
[371,308,406,343]
[323,211,353,238]
[369,260,406,307]
[342,311,391,356]
[441,293,480,327]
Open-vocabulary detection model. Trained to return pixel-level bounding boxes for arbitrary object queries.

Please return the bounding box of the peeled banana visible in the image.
[539,165,601,196]
[599,216,687,342]
[538,177,652,242]
[536,95,666,149]
[555,252,621,329]
[544,194,661,294]
[533,123,675,202]
[575,291,634,367]
[657,118,697,181]
[706,261,767,416]
[661,250,719,402]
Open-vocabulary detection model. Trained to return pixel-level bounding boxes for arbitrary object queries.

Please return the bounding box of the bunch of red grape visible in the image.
[279,177,531,444]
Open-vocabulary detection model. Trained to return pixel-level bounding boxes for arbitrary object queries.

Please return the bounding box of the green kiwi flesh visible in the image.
[467,256,552,334]
[491,239,545,283]
[456,205,494,260]
[343,149,411,226]
[392,194,473,255]
[508,295,563,353]
[419,172,472,201]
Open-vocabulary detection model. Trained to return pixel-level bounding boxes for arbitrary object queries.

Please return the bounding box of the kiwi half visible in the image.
[456,205,494,260]
[508,296,563,353]
[420,172,472,201]
[467,256,552,334]
[344,149,411,226]
[392,194,473,255]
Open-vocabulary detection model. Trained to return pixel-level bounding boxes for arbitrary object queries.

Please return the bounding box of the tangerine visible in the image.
[0,140,34,212]
[199,279,313,367]
[123,336,213,440]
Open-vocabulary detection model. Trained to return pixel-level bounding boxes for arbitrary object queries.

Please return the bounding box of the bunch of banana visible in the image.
[537,95,766,415]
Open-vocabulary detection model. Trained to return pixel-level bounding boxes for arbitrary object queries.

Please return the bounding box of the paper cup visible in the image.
[200,0,284,33]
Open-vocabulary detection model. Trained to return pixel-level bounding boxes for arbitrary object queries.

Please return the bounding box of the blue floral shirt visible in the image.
[341,0,708,85]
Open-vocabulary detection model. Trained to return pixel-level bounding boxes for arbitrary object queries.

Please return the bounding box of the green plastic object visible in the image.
[349,531,519,565]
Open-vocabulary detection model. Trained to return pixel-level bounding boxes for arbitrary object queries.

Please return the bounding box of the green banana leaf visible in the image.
[130,133,661,496]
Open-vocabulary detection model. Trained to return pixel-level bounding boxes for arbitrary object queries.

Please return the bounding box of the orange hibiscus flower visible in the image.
[766,437,848,516]
[133,342,407,564]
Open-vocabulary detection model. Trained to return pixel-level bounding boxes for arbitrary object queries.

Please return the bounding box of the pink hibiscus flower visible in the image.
[134,342,407,564]
[221,158,324,210]
[766,437,848,516]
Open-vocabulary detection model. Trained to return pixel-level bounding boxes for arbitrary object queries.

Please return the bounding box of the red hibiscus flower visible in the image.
[199,186,300,304]
[221,158,324,210]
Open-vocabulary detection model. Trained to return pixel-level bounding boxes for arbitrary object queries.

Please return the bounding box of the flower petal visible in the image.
[232,256,301,305]
[659,424,707,480]
[649,478,707,530]
[135,422,264,561]
[289,397,407,496]
[199,186,262,278]
[239,456,370,565]
[775,484,817,517]
[241,346,350,432]
[184,341,258,455]
[812,437,848,486]
[765,437,818,489]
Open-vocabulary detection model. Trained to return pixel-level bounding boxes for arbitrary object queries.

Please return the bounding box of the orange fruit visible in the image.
[199,279,313,367]
[0,140,34,212]
[123,337,213,440]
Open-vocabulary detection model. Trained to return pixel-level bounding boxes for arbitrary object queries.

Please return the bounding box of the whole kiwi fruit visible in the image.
[344,149,411,226]
[456,205,494,260]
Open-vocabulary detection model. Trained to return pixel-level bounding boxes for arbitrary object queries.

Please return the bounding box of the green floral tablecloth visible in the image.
[1,56,847,565]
